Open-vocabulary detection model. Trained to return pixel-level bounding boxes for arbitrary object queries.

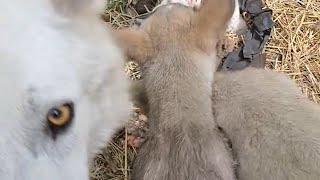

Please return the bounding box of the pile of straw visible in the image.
[264,0,320,103]
[90,0,320,179]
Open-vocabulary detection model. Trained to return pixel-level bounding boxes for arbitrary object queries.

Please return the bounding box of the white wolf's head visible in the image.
[0,0,130,179]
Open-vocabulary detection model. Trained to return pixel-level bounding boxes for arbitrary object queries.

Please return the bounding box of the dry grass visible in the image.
[90,108,141,180]
[264,0,320,103]
[102,0,136,28]
[90,0,320,179]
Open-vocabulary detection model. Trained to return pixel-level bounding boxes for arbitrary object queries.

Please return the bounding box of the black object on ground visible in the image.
[218,0,274,71]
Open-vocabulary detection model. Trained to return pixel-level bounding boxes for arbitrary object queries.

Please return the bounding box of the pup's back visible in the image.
[116,0,236,179]
[213,68,320,180]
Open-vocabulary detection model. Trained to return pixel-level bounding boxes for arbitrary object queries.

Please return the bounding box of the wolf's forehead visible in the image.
[0,20,80,90]
[1,0,56,18]
[0,60,80,103]
[23,59,79,88]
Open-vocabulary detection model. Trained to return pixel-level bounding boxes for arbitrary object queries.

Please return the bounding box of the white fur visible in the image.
[0,0,130,179]
[226,0,247,34]
[159,0,201,8]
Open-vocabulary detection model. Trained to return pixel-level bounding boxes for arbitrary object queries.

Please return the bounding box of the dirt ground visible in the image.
[90,0,320,179]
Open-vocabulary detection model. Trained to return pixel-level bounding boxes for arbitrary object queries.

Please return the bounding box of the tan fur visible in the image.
[213,67,320,180]
[115,29,154,63]
[130,67,320,180]
[114,0,234,62]
[115,0,236,179]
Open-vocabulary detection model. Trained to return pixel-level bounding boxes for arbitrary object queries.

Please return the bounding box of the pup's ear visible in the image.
[114,28,153,66]
[51,0,106,17]
[190,0,234,52]
[193,0,233,36]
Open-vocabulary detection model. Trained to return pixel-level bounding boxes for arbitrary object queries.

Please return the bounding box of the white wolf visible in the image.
[0,0,130,179]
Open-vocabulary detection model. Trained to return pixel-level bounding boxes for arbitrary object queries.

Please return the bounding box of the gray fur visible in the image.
[213,67,320,180]
[132,55,236,180]
[114,0,237,179]
[130,67,320,179]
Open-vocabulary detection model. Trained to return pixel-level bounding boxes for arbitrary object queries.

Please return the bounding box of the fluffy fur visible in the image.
[155,0,247,34]
[130,67,320,180]
[213,68,320,180]
[0,0,130,179]
[115,0,236,179]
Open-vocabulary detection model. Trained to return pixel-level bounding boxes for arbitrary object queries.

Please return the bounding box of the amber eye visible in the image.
[47,103,73,127]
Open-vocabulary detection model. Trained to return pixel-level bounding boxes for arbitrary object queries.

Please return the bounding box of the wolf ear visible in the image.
[51,0,106,17]
[114,28,153,66]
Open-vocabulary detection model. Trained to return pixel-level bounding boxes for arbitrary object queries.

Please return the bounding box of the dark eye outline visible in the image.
[47,103,74,139]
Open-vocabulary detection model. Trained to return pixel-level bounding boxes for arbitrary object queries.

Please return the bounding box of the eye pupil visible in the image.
[50,109,61,118]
